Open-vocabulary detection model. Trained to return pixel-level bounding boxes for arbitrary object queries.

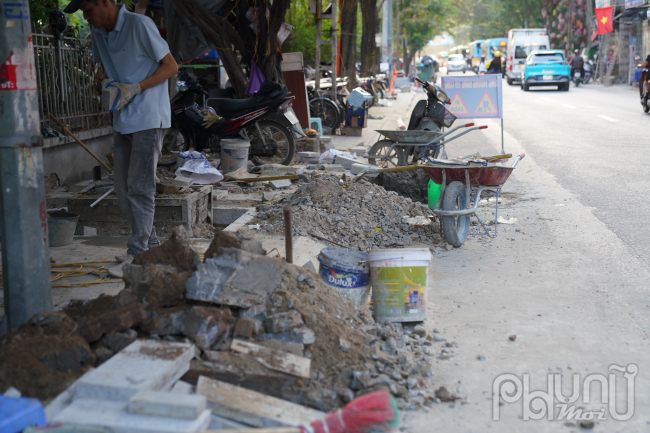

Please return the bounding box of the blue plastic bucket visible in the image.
[317,247,371,305]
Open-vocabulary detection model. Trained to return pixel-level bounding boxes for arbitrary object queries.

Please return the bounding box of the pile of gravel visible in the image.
[250,175,440,251]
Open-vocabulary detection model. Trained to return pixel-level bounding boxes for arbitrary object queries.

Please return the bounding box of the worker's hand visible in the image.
[110,82,142,110]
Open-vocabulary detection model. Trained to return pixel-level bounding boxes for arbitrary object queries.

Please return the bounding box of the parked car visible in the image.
[446,54,468,74]
[521,50,570,91]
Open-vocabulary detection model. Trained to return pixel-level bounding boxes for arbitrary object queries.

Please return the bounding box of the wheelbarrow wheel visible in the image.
[442,181,470,247]
[367,139,406,167]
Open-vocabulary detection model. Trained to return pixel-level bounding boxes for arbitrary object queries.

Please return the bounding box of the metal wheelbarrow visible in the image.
[421,154,525,247]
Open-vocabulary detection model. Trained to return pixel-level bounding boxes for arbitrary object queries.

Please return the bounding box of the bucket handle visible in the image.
[368,256,406,261]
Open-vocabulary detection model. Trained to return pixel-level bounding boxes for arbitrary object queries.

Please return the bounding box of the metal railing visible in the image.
[32,30,111,132]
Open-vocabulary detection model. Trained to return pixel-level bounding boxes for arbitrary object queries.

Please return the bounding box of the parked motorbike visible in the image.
[367,77,454,167]
[165,73,297,166]
[307,83,345,135]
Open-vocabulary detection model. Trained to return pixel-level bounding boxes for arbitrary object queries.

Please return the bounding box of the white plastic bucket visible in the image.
[221,139,250,174]
[367,248,431,322]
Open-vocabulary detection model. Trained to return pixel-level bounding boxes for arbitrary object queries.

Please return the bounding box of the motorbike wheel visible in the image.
[162,128,191,153]
[309,97,340,135]
[367,140,406,167]
[248,119,296,166]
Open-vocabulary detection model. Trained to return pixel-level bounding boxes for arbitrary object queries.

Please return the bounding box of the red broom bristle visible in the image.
[310,390,396,433]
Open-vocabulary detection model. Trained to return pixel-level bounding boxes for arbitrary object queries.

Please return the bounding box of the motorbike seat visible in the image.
[210,97,277,119]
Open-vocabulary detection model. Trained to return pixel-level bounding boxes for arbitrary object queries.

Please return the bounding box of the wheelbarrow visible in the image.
[367,123,488,167]
[421,154,525,247]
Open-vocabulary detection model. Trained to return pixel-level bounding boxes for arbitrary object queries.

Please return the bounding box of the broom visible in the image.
[205,389,400,433]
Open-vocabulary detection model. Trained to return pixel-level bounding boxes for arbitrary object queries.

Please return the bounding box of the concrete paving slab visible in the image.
[75,340,195,401]
[128,390,206,420]
[52,399,210,433]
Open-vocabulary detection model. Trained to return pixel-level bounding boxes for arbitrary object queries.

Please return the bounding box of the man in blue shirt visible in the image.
[64,0,178,278]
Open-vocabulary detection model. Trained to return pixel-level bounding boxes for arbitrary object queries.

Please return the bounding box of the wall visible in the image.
[42,127,114,186]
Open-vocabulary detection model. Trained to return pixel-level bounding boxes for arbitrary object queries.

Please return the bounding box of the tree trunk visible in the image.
[360,0,378,76]
[340,0,358,88]
[404,44,415,76]
[253,0,291,84]
[171,0,248,97]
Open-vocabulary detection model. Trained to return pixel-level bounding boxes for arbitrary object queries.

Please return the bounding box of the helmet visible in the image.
[493,51,501,57]
[574,49,579,54]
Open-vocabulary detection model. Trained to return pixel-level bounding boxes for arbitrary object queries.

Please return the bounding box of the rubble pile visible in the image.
[372,169,431,205]
[250,174,441,250]
[0,228,443,411]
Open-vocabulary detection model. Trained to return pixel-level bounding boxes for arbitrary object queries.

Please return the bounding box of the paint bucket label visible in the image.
[370,265,427,322]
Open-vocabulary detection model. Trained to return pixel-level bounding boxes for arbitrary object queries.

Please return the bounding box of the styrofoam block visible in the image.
[52,399,210,433]
[75,340,195,402]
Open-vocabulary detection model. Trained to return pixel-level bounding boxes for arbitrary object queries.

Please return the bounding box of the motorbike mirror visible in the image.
[49,10,68,40]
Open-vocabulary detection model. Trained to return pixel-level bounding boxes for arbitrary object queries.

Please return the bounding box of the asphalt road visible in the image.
[500,78,650,262]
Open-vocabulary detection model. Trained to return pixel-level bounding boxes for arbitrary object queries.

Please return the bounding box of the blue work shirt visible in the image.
[91,4,171,134]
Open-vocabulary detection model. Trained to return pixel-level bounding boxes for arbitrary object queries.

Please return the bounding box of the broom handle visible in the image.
[201,429,302,433]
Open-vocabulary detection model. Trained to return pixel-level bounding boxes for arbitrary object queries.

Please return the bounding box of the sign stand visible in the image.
[441,74,504,154]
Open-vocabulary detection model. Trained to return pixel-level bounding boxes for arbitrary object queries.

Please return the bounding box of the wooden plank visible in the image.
[227,175,298,183]
[230,339,310,379]
[195,376,324,428]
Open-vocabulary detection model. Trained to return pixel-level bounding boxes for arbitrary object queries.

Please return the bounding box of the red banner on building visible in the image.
[595,7,614,35]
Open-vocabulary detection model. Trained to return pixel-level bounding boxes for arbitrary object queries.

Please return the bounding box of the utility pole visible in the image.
[0,0,52,332]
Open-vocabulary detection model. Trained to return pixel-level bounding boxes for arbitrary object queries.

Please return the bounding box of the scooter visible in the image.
[167,73,297,166]
[367,77,454,166]
[639,66,649,113]
[571,69,583,87]
[583,61,594,84]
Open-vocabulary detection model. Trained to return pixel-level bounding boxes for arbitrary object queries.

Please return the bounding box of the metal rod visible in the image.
[90,187,114,208]
[283,202,293,264]
[49,113,113,173]
[500,118,505,155]
[308,231,348,248]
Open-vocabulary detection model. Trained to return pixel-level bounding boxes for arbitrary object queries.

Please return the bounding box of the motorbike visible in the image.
[571,68,583,87]
[307,81,346,135]
[165,73,297,166]
[583,60,594,84]
[367,77,454,167]
[640,66,649,114]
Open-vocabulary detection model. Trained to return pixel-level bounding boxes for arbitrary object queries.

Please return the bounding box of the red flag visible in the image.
[595,7,613,35]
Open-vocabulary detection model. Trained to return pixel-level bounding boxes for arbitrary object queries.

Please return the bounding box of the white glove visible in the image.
[110,81,142,110]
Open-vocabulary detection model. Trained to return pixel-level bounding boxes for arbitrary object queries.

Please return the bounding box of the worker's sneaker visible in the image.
[108,254,134,279]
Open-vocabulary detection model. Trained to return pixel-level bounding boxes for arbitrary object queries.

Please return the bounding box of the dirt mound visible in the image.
[372,169,431,204]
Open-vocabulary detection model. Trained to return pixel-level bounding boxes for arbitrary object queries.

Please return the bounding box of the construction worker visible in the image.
[63,0,178,277]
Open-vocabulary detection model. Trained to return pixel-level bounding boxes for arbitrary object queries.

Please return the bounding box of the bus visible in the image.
[449,45,469,57]
[468,40,484,67]
[480,38,508,61]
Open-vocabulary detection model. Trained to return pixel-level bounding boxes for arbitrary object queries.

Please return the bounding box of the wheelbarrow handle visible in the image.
[511,153,525,168]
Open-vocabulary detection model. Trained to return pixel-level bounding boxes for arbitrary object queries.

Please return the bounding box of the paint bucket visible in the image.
[47,211,79,247]
[317,247,371,305]
[221,139,250,174]
[368,248,431,322]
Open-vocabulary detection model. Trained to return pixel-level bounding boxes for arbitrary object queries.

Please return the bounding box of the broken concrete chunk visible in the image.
[101,328,138,353]
[172,176,194,188]
[183,306,235,351]
[140,306,190,337]
[338,337,350,353]
[186,249,283,308]
[82,226,98,236]
[238,303,267,322]
[233,318,263,339]
[254,339,304,357]
[203,230,266,260]
[133,231,200,273]
[156,182,182,195]
[124,264,189,309]
[301,260,317,273]
[93,345,114,365]
[264,310,304,333]
[270,179,292,189]
[333,155,357,169]
[127,390,207,420]
[114,289,137,309]
[350,371,371,390]
[255,326,315,345]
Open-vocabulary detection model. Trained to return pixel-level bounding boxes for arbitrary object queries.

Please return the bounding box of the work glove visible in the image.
[201,109,221,128]
[103,80,141,111]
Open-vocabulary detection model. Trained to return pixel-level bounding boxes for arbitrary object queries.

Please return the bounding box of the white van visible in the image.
[506,29,550,85]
